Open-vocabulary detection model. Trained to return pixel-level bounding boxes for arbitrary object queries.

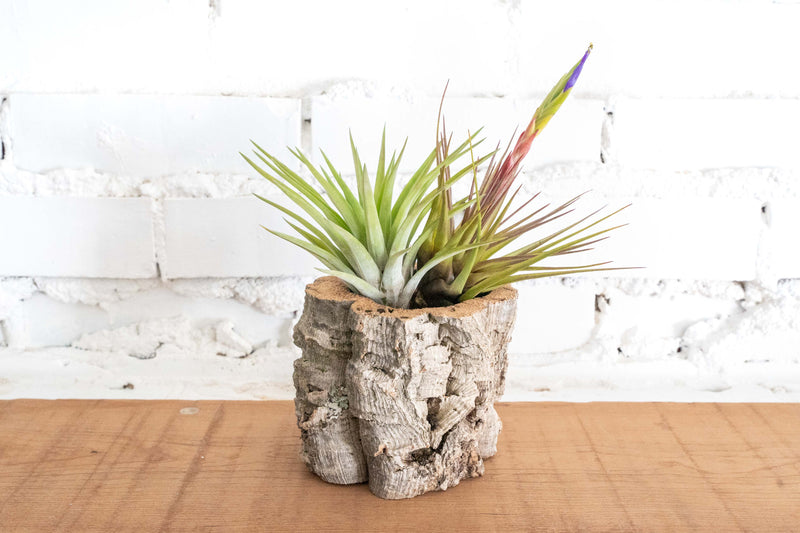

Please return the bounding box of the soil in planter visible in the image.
[293,277,516,499]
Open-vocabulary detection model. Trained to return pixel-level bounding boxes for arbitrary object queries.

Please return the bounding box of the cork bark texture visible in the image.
[292,277,517,499]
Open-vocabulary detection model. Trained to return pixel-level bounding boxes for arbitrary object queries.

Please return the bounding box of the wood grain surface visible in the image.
[0,400,798,532]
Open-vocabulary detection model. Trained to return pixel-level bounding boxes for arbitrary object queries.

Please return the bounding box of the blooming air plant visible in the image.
[244,45,628,309]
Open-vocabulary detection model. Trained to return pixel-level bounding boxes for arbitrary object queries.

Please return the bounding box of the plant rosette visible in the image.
[244,45,628,499]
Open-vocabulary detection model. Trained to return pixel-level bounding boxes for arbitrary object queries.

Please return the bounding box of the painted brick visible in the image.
[616,198,761,280]
[516,196,761,280]
[514,2,800,98]
[311,96,602,174]
[101,288,294,347]
[9,94,301,175]
[0,0,208,94]
[3,1,797,99]
[162,196,318,278]
[209,1,516,96]
[763,199,800,279]
[613,99,800,169]
[508,282,596,354]
[0,277,301,349]
[595,291,741,361]
[3,288,294,349]
[310,96,436,175]
[599,292,740,340]
[3,294,110,348]
[0,196,156,277]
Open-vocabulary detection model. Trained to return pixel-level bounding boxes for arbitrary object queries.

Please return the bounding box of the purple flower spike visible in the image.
[564,44,593,92]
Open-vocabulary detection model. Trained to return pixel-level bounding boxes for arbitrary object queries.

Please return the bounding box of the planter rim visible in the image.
[305,276,517,320]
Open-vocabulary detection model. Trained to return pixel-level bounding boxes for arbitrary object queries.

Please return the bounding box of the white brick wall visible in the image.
[162,196,317,278]
[1,0,799,401]
[594,198,762,280]
[0,196,156,277]
[0,0,208,94]
[3,293,109,348]
[613,99,800,169]
[761,199,800,280]
[513,1,800,99]
[509,282,596,354]
[9,94,301,175]
[5,1,798,98]
[2,287,294,350]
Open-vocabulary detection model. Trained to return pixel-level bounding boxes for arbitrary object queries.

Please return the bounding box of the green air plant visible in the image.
[245,44,627,309]
[242,130,492,309]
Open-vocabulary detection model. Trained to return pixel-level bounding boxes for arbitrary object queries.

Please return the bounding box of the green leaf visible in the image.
[350,135,388,268]
[378,139,405,237]
[288,147,362,236]
[373,127,388,212]
[318,269,385,303]
[253,194,345,264]
[381,221,437,305]
[249,144,349,231]
[265,228,353,274]
[246,155,382,286]
[397,240,487,308]
[464,219,628,298]
[459,266,623,301]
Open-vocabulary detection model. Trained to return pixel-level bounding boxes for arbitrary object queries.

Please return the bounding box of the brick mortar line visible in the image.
[0,96,10,162]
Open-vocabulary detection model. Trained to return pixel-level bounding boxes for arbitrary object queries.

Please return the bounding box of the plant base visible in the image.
[292,277,517,499]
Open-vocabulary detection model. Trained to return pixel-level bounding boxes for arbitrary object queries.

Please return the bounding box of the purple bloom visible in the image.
[564,46,592,92]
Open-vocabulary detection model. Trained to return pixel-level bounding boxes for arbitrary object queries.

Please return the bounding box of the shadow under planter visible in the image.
[293,277,517,499]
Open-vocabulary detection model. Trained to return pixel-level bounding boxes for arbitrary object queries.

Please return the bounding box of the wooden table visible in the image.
[0,401,798,532]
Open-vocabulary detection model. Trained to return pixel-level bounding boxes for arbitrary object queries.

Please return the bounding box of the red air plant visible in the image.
[416,44,630,307]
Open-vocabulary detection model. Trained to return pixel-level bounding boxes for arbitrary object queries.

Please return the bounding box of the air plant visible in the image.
[242,129,491,309]
[415,44,629,306]
[245,44,627,309]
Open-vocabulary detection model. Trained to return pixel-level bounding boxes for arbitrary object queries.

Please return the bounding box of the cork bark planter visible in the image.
[292,276,517,499]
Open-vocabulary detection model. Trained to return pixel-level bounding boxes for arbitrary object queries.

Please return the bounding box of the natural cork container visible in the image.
[292,276,517,499]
